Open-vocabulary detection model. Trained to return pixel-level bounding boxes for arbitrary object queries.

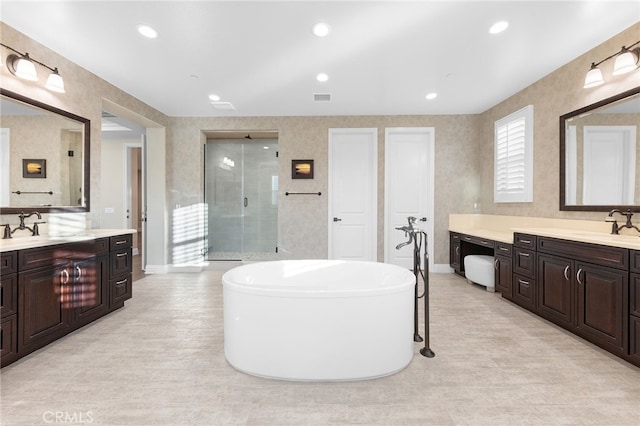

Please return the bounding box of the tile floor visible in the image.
[1,265,639,425]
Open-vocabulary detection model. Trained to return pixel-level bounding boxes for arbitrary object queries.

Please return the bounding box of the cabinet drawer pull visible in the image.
[518,279,530,286]
[499,247,509,252]
[563,265,570,281]
[519,252,530,258]
[116,279,128,285]
[115,240,127,245]
[464,236,471,241]
[576,268,584,285]
[116,253,128,258]
[519,239,531,244]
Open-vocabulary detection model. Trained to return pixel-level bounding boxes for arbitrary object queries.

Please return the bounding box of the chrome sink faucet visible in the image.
[606,209,640,235]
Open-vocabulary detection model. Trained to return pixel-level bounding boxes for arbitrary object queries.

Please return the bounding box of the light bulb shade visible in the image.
[612,49,639,75]
[45,71,65,93]
[583,66,604,88]
[11,55,38,81]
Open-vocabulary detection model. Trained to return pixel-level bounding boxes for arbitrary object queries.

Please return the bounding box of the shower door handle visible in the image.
[244,197,248,208]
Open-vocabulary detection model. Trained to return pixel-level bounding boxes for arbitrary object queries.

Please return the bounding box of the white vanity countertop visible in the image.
[511,227,640,250]
[0,229,137,253]
[449,214,640,250]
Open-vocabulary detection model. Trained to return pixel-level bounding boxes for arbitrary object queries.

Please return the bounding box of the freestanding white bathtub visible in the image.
[222,259,416,381]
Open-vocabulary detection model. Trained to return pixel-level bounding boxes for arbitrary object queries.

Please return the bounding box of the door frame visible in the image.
[383,127,435,269]
[327,128,378,261]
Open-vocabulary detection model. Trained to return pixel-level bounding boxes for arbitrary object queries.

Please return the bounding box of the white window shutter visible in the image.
[494,105,533,203]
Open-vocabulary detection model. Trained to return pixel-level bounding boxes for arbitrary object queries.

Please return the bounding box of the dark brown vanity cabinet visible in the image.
[1,233,134,368]
[537,254,574,328]
[1,251,18,367]
[630,252,640,365]
[537,237,629,358]
[450,233,461,272]
[494,242,513,299]
[109,234,133,310]
[18,240,110,357]
[512,234,537,311]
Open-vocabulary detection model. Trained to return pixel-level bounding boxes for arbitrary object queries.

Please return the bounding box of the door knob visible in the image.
[420,217,427,222]
[333,217,342,222]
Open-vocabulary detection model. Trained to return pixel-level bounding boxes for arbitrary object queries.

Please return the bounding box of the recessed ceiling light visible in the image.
[425,93,438,100]
[137,24,158,39]
[316,73,329,82]
[208,94,221,102]
[489,21,509,35]
[312,22,331,37]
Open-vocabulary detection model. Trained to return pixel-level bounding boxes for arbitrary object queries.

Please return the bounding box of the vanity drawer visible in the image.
[537,237,628,270]
[0,251,17,275]
[110,234,132,251]
[514,234,537,249]
[513,248,536,277]
[18,241,97,271]
[460,234,495,248]
[495,242,513,257]
[110,248,132,277]
[110,274,132,306]
[513,273,536,311]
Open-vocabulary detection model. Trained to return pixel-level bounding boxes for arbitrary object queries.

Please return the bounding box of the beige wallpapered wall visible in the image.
[1,20,638,266]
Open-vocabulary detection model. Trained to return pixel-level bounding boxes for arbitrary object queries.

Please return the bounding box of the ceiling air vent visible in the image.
[313,93,331,102]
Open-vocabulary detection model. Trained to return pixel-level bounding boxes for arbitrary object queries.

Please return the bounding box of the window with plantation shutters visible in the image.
[494,105,533,203]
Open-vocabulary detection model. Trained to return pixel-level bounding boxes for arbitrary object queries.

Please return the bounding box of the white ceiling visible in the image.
[1,1,639,117]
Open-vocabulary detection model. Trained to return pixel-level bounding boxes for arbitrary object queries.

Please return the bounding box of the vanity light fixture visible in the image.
[583,40,639,88]
[1,43,66,92]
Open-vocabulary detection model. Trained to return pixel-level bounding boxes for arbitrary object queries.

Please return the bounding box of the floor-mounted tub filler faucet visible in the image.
[606,209,640,235]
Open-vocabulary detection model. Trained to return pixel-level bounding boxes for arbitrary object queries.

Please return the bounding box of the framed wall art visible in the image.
[23,159,46,178]
[291,159,314,179]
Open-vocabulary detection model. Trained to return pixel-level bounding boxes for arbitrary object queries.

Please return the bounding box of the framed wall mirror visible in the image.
[0,89,90,214]
[560,86,640,212]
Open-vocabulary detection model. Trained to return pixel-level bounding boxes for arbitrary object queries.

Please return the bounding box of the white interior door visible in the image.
[384,127,434,269]
[583,125,636,205]
[328,128,377,261]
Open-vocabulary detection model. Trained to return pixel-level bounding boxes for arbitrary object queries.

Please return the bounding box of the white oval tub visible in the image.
[222,259,416,381]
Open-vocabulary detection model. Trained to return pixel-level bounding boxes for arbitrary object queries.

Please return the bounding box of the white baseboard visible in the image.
[143,264,168,274]
[168,263,207,273]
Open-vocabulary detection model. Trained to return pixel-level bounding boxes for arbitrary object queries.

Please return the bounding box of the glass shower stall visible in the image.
[205,137,278,261]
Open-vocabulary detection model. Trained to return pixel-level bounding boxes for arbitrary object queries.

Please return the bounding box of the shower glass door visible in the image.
[205,138,278,261]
